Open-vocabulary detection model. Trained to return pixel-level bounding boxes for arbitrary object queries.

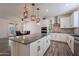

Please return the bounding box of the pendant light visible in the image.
[23,4,28,19]
[36,7,40,23]
[31,3,36,21]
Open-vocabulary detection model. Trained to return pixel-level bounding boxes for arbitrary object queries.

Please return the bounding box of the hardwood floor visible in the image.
[0,39,79,56]
[44,40,73,56]
[0,39,10,56]
[74,40,79,56]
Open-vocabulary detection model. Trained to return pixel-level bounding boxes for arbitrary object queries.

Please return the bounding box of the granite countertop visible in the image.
[9,34,48,45]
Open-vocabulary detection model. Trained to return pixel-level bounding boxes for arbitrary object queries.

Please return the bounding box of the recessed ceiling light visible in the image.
[46,9,48,12]
[37,23,40,25]
[65,4,69,7]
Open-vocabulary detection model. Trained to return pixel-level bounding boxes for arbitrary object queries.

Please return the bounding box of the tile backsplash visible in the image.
[60,28,74,34]
[74,28,79,35]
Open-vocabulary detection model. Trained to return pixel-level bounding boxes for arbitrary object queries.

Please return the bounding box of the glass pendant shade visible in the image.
[24,11,28,19]
[23,4,28,19]
[31,3,36,21]
[36,17,40,23]
[36,8,40,23]
[31,15,36,21]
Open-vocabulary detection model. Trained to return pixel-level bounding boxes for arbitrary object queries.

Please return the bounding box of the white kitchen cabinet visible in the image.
[60,16,72,28]
[71,10,79,27]
[46,35,51,46]
[43,36,47,54]
[46,38,50,49]
[11,41,30,56]
[38,39,44,56]
[65,34,74,53]
[30,35,50,56]
[30,36,47,56]
[11,34,51,56]
[50,33,66,42]
[11,41,19,56]
[30,39,44,56]
[30,40,38,56]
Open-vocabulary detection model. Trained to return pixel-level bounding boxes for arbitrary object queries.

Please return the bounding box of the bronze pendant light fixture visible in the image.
[36,7,40,23]
[23,4,28,19]
[31,3,36,21]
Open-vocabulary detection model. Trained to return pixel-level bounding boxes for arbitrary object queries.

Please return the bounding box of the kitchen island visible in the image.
[9,34,51,56]
[9,33,75,56]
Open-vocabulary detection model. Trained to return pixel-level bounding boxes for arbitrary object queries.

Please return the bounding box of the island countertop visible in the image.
[9,33,48,45]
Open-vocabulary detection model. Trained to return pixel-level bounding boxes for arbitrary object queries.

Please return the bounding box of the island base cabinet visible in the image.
[43,36,50,55]
[30,38,44,56]
[66,35,74,54]
[30,41,39,56]
[11,35,51,56]
[11,41,30,56]
[11,41,19,56]
[18,43,30,56]
[50,33,66,42]
[30,36,50,56]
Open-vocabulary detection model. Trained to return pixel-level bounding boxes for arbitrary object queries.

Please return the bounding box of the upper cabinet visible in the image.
[71,10,79,27]
[60,10,79,28]
[60,15,72,28]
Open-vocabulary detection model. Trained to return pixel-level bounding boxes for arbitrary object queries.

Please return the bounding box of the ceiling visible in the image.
[0,3,79,20]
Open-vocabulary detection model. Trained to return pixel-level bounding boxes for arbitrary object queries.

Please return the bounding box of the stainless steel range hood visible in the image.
[53,16,61,32]
[53,16,60,26]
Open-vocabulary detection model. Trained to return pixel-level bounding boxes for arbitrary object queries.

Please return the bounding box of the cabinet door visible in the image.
[18,43,30,56]
[11,41,20,56]
[60,17,66,28]
[43,36,47,54]
[70,13,74,27]
[30,41,38,56]
[60,17,71,28]
[30,39,44,56]
[46,35,50,47]
[73,11,79,27]
[37,39,44,56]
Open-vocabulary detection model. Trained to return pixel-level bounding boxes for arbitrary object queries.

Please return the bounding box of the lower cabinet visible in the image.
[66,35,74,54]
[30,35,50,56]
[50,33,66,42]
[11,41,30,56]
[30,38,44,56]
[46,35,50,49]
[43,36,47,54]
[11,41,19,56]
[11,33,74,56]
[11,35,51,56]
[30,41,38,56]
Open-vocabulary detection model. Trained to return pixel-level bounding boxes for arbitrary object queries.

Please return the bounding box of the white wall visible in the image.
[0,17,54,38]
[74,28,79,35]
[23,21,41,34]
[0,18,17,38]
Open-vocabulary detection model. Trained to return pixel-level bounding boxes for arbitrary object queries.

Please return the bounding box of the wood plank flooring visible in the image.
[0,39,79,56]
[44,40,73,56]
[0,39,10,56]
[74,40,79,56]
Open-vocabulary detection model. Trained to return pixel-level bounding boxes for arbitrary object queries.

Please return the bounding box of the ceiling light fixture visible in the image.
[65,4,69,7]
[36,7,40,23]
[23,4,28,19]
[46,9,48,12]
[31,3,36,21]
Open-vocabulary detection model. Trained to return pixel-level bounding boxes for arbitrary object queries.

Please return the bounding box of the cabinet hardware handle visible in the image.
[37,46,40,51]
[46,40,48,43]
[70,40,71,43]
[37,41,40,43]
